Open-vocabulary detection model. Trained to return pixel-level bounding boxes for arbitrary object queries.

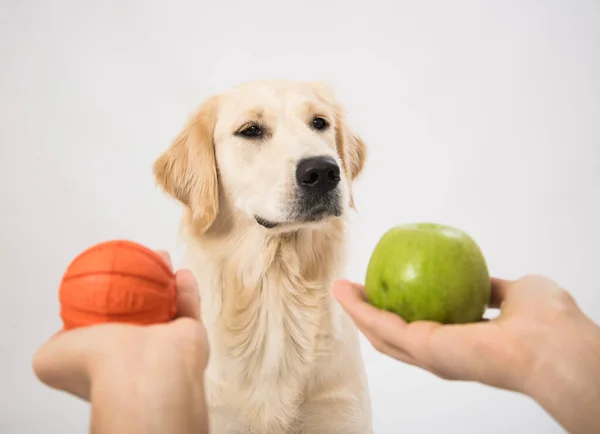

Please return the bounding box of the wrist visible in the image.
[522,319,600,430]
[88,340,209,434]
[90,365,207,434]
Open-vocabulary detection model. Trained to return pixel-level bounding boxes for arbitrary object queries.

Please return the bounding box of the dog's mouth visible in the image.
[254,208,341,230]
[255,216,280,229]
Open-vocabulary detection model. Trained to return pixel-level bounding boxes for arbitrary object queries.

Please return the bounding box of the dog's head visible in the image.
[153,80,366,234]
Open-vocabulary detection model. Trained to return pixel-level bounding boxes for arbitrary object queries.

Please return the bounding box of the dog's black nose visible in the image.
[296,156,341,194]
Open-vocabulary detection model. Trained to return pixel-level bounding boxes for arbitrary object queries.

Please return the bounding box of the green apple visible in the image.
[364,223,491,324]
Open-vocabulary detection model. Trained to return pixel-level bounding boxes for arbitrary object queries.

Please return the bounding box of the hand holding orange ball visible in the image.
[34,249,210,434]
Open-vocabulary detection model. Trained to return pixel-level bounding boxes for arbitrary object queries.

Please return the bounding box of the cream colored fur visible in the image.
[154,80,373,433]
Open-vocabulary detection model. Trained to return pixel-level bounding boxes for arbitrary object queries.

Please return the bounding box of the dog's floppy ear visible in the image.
[153,96,220,233]
[335,111,367,209]
[334,110,367,182]
[311,82,367,208]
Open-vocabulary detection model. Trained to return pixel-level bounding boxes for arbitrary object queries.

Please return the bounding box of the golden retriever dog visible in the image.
[153,80,373,434]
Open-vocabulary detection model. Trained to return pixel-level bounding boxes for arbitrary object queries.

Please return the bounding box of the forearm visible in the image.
[90,371,209,434]
[525,320,600,433]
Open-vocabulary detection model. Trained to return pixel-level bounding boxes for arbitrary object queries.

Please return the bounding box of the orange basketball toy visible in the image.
[59,240,177,331]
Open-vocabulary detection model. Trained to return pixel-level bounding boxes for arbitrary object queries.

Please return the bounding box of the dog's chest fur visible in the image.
[183,220,347,433]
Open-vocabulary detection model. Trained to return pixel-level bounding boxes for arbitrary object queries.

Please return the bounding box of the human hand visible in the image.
[333,275,600,394]
[32,251,210,434]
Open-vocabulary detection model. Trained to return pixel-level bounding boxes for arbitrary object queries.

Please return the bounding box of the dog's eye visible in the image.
[239,125,262,138]
[312,117,329,131]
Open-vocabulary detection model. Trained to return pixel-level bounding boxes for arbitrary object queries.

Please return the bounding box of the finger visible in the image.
[333,281,477,381]
[156,250,172,270]
[333,280,412,345]
[175,269,201,321]
[489,277,515,308]
[345,280,367,298]
[360,328,416,365]
[359,321,451,380]
[334,280,457,363]
[333,280,390,329]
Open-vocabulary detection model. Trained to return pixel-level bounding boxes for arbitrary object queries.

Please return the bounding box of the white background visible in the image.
[1,0,599,433]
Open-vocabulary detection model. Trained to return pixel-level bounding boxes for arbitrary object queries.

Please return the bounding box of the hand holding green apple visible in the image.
[333,223,600,434]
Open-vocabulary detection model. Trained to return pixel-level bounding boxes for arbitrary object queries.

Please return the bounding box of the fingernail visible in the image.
[155,250,172,268]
